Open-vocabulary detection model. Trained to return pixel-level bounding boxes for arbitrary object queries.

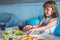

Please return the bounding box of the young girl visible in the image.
[24,1,59,35]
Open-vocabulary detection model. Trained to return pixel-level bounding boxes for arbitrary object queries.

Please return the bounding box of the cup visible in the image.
[0,23,6,31]
[18,25,23,31]
[18,23,24,31]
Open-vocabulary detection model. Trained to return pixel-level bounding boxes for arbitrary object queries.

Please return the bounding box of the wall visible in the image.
[0,2,60,26]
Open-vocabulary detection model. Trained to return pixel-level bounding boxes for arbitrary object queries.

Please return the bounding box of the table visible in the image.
[42,34,60,40]
[0,26,60,40]
[0,26,18,38]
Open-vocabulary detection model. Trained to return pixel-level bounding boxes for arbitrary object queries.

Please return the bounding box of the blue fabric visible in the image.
[0,13,12,23]
[42,22,47,26]
[38,15,43,21]
[26,15,43,25]
[26,18,39,25]
[0,13,13,28]
[6,15,13,28]
[54,17,60,37]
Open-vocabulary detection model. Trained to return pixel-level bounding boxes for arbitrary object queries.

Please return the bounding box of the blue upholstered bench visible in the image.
[54,17,60,37]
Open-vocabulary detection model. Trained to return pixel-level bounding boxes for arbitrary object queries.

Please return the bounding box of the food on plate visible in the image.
[32,37,39,40]
[2,30,44,40]
[22,36,44,40]
[2,30,13,40]
[2,30,26,40]
[22,36,38,40]
[13,30,26,38]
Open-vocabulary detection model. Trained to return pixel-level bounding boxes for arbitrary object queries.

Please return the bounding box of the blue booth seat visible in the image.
[0,13,13,28]
[54,17,60,37]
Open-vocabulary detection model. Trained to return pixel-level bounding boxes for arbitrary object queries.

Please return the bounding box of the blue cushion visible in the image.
[38,15,43,21]
[54,17,60,37]
[6,16,13,28]
[0,13,13,28]
[26,18,39,25]
[0,13,12,23]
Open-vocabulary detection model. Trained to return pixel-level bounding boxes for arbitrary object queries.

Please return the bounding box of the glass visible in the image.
[0,23,6,31]
[18,23,24,31]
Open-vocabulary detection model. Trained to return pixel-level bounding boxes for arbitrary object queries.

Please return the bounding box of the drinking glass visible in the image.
[18,23,24,31]
[0,23,6,31]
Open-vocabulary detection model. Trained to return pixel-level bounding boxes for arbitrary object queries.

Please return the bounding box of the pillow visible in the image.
[38,15,43,21]
[6,17,13,28]
[0,13,13,28]
[54,17,60,37]
[26,18,39,25]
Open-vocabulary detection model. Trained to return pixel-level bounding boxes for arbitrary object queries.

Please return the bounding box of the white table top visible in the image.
[43,34,60,40]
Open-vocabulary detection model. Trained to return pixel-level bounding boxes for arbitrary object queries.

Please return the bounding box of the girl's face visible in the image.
[44,7,53,17]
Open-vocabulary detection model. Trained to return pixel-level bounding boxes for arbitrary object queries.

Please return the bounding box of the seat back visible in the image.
[0,13,13,28]
[54,17,60,37]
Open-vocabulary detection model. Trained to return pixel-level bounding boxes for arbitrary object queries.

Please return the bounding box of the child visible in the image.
[24,1,59,35]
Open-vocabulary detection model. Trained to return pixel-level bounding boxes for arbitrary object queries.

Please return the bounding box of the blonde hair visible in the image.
[43,1,59,18]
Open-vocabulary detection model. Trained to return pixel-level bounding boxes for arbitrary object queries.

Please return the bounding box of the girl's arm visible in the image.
[28,19,58,36]
[36,19,58,31]
[37,18,45,27]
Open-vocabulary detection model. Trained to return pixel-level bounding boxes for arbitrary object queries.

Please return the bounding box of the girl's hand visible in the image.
[28,28,36,36]
[23,25,33,32]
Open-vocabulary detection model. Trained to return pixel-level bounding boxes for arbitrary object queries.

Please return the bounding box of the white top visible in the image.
[43,18,58,35]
